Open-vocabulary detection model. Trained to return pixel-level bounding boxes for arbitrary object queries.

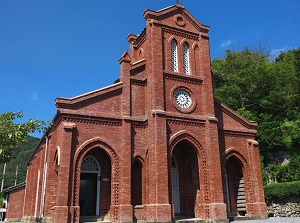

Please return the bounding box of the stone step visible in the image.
[80,216,104,223]
[237,199,246,204]
[176,218,209,223]
[238,187,245,192]
[237,203,246,208]
[237,194,246,199]
[237,207,246,211]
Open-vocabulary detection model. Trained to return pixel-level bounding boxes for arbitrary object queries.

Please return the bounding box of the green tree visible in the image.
[212,46,300,161]
[286,155,300,182]
[212,45,273,113]
[0,112,47,163]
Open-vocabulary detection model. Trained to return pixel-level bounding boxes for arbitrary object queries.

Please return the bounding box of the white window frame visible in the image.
[171,39,178,72]
[183,42,190,74]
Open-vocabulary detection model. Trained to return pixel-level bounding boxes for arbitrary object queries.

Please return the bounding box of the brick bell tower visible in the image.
[119,3,228,222]
[13,3,267,223]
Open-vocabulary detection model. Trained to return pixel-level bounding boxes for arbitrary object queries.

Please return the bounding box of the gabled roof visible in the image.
[4,182,26,194]
[214,98,258,131]
[55,82,123,109]
[143,4,209,33]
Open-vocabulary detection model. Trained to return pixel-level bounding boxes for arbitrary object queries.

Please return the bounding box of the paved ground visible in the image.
[231,217,300,223]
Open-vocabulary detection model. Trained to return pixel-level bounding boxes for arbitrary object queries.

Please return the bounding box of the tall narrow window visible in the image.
[194,45,200,75]
[171,39,178,72]
[183,42,190,74]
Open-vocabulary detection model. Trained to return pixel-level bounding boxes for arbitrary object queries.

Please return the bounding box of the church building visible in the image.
[5,3,268,223]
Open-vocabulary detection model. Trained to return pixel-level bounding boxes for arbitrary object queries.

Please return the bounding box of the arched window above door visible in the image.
[81,156,99,172]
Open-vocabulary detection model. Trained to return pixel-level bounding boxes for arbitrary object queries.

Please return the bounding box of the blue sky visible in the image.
[0,0,299,138]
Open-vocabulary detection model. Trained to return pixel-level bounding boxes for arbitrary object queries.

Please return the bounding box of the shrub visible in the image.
[264,181,300,203]
[266,163,289,183]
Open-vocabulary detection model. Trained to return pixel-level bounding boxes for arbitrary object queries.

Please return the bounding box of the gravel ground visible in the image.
[231,217,300,223]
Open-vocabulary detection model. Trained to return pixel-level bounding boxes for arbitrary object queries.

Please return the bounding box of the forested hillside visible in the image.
[0,136,40,189]
[212,46,300,184]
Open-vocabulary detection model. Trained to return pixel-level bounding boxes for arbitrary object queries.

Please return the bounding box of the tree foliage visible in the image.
[0,112,47,163]
[212,46,300,161]
[0,136,40,188]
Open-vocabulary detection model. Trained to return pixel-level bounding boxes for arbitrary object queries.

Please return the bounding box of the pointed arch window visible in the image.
[171,39,178,72]
[81,157,99,172]
[183,42,190,74]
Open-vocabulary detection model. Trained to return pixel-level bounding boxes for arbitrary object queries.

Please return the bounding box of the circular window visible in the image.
[174,89,192,109]
[171,86,196,113]
[174,15,186,27]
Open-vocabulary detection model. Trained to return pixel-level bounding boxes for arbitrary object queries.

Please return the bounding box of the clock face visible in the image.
[174,89,192,109]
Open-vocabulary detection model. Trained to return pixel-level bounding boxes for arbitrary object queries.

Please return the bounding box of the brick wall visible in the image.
[6,185,25,221]
[5,4,269,223]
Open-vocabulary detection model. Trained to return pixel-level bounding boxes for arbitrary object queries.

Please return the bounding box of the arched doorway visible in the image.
[171,140,200,218]
[80,156,100,216]
[79,148,112,219]
[225,156,247,217]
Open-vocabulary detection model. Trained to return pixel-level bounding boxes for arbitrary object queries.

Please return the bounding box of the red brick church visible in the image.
[5,3,268,223]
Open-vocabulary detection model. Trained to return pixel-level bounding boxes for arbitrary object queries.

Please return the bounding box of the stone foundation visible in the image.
[20,216,52,223]
[267,196,300,217]
[268,202,300,217]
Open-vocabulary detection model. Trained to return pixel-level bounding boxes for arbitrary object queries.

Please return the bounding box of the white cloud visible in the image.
[220,40,232,48]
[270,47,287,58]
[30,90,38,100]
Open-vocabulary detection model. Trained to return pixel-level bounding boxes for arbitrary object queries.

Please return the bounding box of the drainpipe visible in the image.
[40,136,49,218]
[34,170,40,217]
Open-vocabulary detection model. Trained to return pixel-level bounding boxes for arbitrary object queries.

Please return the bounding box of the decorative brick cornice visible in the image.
[220,129,255,139]
[63,122,76,130]
[167,119,205,127]
[164,72,203,85]
[247,139,259,148]
[133,28,146,48]
[130,59,146,70]
[132,123,148,129]
[123,116,148,129]
[166,112,206,127]
[131,77,147,86]
[163,26,199,40]
[61,114,122,127]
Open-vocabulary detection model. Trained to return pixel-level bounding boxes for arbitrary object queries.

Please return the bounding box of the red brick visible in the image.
[6,3,268,223]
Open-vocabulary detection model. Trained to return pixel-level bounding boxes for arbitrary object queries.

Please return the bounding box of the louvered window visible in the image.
[183,42,190,74]
[171,39,178,72]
